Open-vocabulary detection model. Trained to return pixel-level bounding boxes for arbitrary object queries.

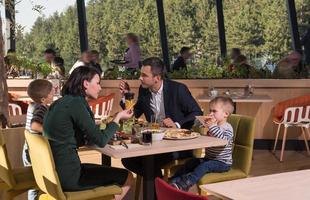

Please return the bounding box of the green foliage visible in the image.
[15,0,310,79]
[7,54,52,77]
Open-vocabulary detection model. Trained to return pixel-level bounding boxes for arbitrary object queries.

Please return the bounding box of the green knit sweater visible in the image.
[43,95,119,191]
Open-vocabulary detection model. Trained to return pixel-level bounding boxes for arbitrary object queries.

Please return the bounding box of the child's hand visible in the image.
[205,114,217,127]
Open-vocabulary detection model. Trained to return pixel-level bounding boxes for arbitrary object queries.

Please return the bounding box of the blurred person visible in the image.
[273,51,302,78]
[47,56,65,79]
[124,33,141,71]
[172,47,192,71]
[69,51,91,74]
[301,26,310,65]
[44,48,56,64]
[89,50,103,74]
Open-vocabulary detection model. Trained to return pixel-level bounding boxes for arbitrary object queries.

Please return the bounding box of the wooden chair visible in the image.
[155,178,208,200]
[0,128,36,200]
[88,93,115,119]
[273,105,310,161]
[25,130,122,200]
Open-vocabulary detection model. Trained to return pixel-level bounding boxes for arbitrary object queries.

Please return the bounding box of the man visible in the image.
[273,51,302,79]
[69,51,91,74]
[89,50,103,74]
[172,47,192,71]
[44,48,56,64]
[120,57,203,178]
[301,26,310,65]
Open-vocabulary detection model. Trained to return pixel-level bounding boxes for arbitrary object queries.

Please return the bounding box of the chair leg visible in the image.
[135,175,142,200]
[301,127,310,155]
[280,126,288,162]
[273,124,281,153]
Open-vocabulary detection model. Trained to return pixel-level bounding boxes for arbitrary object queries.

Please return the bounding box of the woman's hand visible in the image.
[113,109,134,124]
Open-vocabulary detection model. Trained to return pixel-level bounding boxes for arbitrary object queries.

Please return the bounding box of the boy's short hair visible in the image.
[210,96,234,115]
[27,79,53,103]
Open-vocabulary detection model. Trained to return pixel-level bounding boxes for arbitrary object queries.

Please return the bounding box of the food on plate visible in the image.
[164,129,197,139]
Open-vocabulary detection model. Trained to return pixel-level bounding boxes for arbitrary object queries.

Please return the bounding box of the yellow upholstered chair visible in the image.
[198,114,255,194]
[0,128,36,200]
[24,130,122,200]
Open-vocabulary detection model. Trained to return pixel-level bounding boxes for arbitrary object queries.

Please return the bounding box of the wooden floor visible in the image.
[7,150,310,200]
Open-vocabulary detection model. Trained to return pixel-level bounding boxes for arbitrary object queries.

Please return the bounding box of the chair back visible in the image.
[25,131,66,200]
[0,128,16,189]
[8,103,22,116]
[228,114,255,175]
[88,93,115,119]
[155,178,208,200]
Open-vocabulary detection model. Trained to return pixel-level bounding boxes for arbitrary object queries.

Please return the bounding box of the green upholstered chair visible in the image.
[25,131,122,200]
[198,114,255,194]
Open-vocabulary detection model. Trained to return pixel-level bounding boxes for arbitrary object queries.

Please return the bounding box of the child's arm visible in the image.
[30,105,48,134]
[30,122,43,133]
[208,125,233,141]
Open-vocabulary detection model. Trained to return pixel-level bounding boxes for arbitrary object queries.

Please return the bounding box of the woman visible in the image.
[124,33,141,70]
[43,66,133,200]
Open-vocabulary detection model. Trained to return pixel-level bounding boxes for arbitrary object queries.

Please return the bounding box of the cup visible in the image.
[141,130,152,145]
[150,114,160,129]
[210,90,218,97]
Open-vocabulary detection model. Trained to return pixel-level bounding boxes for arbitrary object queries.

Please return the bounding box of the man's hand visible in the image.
[162,118,177,128]
[119,80,129,96]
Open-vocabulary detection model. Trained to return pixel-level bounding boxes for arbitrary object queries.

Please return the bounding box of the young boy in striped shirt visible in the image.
[22,79,54,200]
[170,96,234,191]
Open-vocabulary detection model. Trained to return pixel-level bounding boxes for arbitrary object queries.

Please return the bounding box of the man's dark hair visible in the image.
[61,66,100,97]
[142,57,164,77]
[180,47,191,54]
[27,79,53,103]
[231,48,241,55]
[44,48,56,55]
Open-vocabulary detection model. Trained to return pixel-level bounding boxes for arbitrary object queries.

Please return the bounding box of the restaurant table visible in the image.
[197,94,272,113]
[94,136,227,200]
[200,169,310,200]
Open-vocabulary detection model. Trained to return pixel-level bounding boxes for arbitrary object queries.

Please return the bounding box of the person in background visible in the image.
[47,56,65,79]
[69,51,92,74]
[43,67,133,200]
[273,51,302,78]
[170,96,234,191]
[172,47,192,71]
[44,48,56,64]
[4,49,19,78]
[89,50,103,75]
[124,33,141,71]
[22,79,55,200]
[227,48,242,71]
[301,26,310,65]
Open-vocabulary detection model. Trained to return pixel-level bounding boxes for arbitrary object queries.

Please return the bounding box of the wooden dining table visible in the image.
[200,169,310,200]
[94,135,228,200]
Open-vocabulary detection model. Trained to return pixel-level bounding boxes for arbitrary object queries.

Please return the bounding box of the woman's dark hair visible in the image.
[61,66,100,97]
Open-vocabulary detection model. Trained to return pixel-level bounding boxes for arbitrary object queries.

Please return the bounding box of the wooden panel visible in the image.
[7,79,310,140]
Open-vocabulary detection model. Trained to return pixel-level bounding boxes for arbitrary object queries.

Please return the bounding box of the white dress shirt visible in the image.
[149,81,180,128]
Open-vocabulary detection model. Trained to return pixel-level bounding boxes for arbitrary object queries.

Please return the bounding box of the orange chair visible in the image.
[272,95,310,162]
[88,93,115,119]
